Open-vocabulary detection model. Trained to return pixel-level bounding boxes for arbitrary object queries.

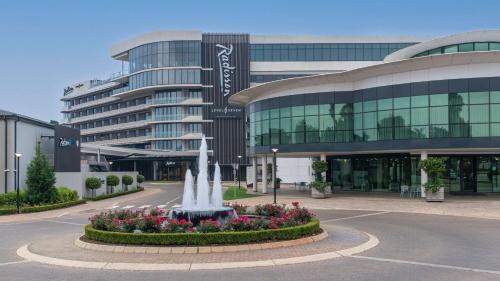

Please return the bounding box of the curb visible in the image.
[74,230,328,254]
[16,232,379,271]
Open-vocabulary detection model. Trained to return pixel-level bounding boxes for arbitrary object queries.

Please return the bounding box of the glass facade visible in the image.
[129,41,201,73]
[154,139,201,151]
[250,43,416,61]
[129,68,201,90]
[153,123,202,138]
[152,89,202,104]
[413,42,500,58]
[250,74,310,83]
[330,155,420,192]
[330,155,500,193]
[249,91,500,146]
[153,106,202,121]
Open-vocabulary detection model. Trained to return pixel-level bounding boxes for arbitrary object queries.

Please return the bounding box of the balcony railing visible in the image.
[89,70,130,89]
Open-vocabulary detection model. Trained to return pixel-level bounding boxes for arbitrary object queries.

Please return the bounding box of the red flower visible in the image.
[292,201,300,207]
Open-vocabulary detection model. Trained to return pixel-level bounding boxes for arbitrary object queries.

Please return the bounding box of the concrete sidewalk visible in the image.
[231,185,500,220]
[0,187,161,223]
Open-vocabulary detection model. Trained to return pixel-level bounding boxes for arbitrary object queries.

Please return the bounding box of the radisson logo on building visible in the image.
[58,138,79,148]
[216,44,235,97]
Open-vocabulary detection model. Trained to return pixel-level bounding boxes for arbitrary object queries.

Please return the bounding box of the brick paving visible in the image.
[27,224,367,264]
[232,184,500,220]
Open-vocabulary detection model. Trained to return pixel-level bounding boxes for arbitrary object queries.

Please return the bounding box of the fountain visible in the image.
[169,136,237,225]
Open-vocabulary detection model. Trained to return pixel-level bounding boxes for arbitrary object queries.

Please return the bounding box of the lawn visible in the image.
[223,186,261,200]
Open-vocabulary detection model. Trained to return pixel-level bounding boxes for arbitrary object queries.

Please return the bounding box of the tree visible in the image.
[106,175,119,194]
[85,177,102,198]
[136,174,145,186]
[25,143,57,205]
[122,175,133,191]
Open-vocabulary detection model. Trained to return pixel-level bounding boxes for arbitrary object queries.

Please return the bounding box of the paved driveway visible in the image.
[1,183,499,281]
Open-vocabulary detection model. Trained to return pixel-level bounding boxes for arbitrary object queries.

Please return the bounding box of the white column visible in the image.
[420,151,428,198]
[252,157,258,192]
[320,153,327,180]
[261,155,268,194]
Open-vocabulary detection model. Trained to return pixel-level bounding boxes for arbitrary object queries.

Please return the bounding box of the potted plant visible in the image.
[85,177,102,198]
[420,158,446,202]
[311,160,331,199]
[106,175,119,194]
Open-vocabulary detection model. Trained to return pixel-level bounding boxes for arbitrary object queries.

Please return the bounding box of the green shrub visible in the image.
[85,177,102,190]
[420,158,446,193]
[106,175,119,194]
[223,186,260,200]
[56,187,79,203]
[136,174,145,184]
[311,160,329,192]
[84,219,320,246]
[122,175,133,191]
[85,186,144,201]
[0,191,26,206]
[0,199,86,216]
[25,143,57,205]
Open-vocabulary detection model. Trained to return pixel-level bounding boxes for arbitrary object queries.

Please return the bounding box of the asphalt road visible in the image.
[1,183,499,281]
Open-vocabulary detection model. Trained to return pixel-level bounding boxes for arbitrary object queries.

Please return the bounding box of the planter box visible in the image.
[311,185,332,199]
[426,187,445,202]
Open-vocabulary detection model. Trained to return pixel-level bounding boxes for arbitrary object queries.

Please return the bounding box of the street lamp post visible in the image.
[271,148,278,204]
[14,153,22,214]
[237,155,242,189]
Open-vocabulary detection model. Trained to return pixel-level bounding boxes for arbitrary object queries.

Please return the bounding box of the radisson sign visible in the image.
[216,44,235,97]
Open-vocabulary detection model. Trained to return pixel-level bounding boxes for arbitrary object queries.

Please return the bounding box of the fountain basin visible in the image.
[168,206,237,226]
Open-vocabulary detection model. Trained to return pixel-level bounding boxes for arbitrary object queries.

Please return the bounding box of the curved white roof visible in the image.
[385,30,500,62]
[110,30,202,59]
[229,50,500,106]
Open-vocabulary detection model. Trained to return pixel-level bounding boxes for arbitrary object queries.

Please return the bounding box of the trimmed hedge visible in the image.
[0,199,87,215]
[85,186,144,201]
[84,219,320,246]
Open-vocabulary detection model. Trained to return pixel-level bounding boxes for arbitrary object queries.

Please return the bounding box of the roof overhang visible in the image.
[229,51,500,107]
[110,30,202,60]
[385,30,500,62]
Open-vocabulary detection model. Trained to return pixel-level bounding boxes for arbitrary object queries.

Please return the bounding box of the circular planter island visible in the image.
[84,203,321,246]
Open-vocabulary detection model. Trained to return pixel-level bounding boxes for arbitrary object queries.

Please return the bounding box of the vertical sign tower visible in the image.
[202,33,250,180]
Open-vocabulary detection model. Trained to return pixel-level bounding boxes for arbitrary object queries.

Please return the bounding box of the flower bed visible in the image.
[84,203,321,246]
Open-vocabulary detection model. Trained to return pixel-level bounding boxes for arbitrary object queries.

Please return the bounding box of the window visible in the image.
[248,89,500,147]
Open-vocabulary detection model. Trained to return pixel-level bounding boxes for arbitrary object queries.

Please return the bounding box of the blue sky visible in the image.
[1,0,500,121]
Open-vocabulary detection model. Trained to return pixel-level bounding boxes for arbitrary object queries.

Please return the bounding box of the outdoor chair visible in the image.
[411,185,422,198]
[400,185,410,198]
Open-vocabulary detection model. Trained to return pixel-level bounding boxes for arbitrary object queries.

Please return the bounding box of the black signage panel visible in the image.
[202,34,250,180]
[54,125,81,172]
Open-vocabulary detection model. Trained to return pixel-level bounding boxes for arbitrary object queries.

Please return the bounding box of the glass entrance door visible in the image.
[461,157,476,192]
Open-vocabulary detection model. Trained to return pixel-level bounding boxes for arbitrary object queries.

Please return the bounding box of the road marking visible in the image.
[349,255,500,275]
[56,212,68,218]
[43,220,86,226]
[0,260,30,267]
[16,232,380,271]
[164,196,181,206]
[321,211,391,223]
